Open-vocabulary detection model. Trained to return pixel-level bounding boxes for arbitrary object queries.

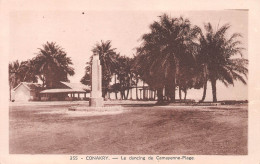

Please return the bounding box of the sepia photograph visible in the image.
[1,0,260,164]
[8,9,248,154]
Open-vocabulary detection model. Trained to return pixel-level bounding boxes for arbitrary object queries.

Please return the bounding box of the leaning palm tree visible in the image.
[34,42,75,88]
[197,23,248,102]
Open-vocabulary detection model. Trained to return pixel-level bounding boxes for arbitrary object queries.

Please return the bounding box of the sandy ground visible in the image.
[9,101,247,155]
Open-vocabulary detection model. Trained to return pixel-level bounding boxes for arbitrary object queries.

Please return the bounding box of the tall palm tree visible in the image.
[91,40,118,97]
[197,23,248,102]
[135,14,200,102]
[34,42,74,88]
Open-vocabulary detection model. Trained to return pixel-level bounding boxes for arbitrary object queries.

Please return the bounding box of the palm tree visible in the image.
[9,60,21,101]
[9,60,38,88]
[91,40,118,97]
[9,60,38,101]
[177,65,198,101]
[80,61,91,86]
[134,14,200,102]
[197,23,248,102]
[9,60,22,89]
[34,42,75,88]
[131,55,143,100]
[115,56,133,100]
[19,60,38,83]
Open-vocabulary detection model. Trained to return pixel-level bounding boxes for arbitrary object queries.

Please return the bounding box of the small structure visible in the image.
[90,55,104,107]
[12,82,42,102]
[40,81,90,101]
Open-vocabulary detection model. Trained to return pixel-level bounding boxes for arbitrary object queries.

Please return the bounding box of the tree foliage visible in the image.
[197,23,248,102]
[9,14,248,103]
[9,42,75,89]
[34,42,75,88]
[134,14,200,102]
[81,40,118,97]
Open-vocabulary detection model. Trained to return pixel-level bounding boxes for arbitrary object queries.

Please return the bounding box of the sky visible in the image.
[9,10,248,101]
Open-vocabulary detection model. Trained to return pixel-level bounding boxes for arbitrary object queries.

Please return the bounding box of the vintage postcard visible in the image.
[0,0,260,163]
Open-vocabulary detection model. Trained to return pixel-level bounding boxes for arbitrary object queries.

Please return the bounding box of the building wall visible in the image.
[14,85,31,102]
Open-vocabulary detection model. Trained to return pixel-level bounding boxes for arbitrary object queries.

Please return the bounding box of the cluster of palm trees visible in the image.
[9,14,248,103]
[9,42,75,90]
[81,14,248,103]
[81,40,135,99]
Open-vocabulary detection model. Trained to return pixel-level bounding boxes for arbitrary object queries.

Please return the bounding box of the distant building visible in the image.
[12,81,90,102]
[12,82,42,102]
[40,81,90,101]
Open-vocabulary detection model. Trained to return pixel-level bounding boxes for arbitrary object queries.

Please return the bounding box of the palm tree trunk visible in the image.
[115,92,118,99]
[171,61,178,102]
[172,77,176,102]
[165,79,175,102]
[179,87,182,100]
[200,80,207,102]
[130,87,132,100]
[120,91,123,100]
[122,90,125,100]
[126,88,129,100]
[121,91,123,100]
[136,78,139,100]
[130,76,132,100]
[184,89,187,100]
[157,88,163,103]
[211,79,217,102]
[200,64,208,102]
[167,68,176,102]
[114,74,117,99]
[120,80,124,100]
[120,90,123,100]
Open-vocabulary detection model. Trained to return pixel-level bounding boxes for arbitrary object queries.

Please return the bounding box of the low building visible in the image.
[12,82,42,102]
[40,81,90,101]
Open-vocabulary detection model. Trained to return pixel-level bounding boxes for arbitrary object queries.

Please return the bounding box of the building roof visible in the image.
[40,81,90,94]
[13,82,42,91]
[60,81,90,90]
[40,88,87,94]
